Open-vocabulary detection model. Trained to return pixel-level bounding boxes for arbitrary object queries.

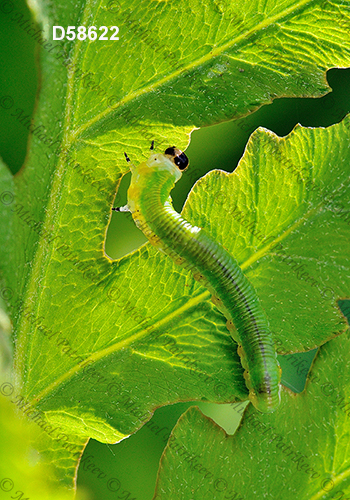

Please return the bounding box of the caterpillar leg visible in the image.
[112,205,130,212]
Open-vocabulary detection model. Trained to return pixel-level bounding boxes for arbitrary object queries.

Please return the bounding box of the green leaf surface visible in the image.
[1,0,350,474]
[154,330,350,500]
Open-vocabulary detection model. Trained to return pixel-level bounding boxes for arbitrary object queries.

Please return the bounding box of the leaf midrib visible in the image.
[308,466,350,500]
[15,0,98,389]
[29,289,210,405]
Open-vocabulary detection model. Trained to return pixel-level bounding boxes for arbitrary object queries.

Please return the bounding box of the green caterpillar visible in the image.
[113,144,281,413]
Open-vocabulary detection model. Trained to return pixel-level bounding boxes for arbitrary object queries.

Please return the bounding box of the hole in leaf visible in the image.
[105,68,350,260]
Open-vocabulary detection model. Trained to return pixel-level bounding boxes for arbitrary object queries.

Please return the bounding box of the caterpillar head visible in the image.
[144,146,189,183]
[164,147,189,171]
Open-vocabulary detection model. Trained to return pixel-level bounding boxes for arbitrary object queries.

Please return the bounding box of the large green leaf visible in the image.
[6,114,349,447]
[154,329,350,499]
[5,105,350,406]
[1,0,350,488]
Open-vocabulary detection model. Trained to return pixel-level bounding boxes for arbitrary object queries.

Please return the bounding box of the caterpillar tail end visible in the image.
[244,368,282,414]
[248,388,281,413]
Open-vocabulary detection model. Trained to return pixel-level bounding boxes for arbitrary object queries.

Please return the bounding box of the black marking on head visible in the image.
[164,146,189,171]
